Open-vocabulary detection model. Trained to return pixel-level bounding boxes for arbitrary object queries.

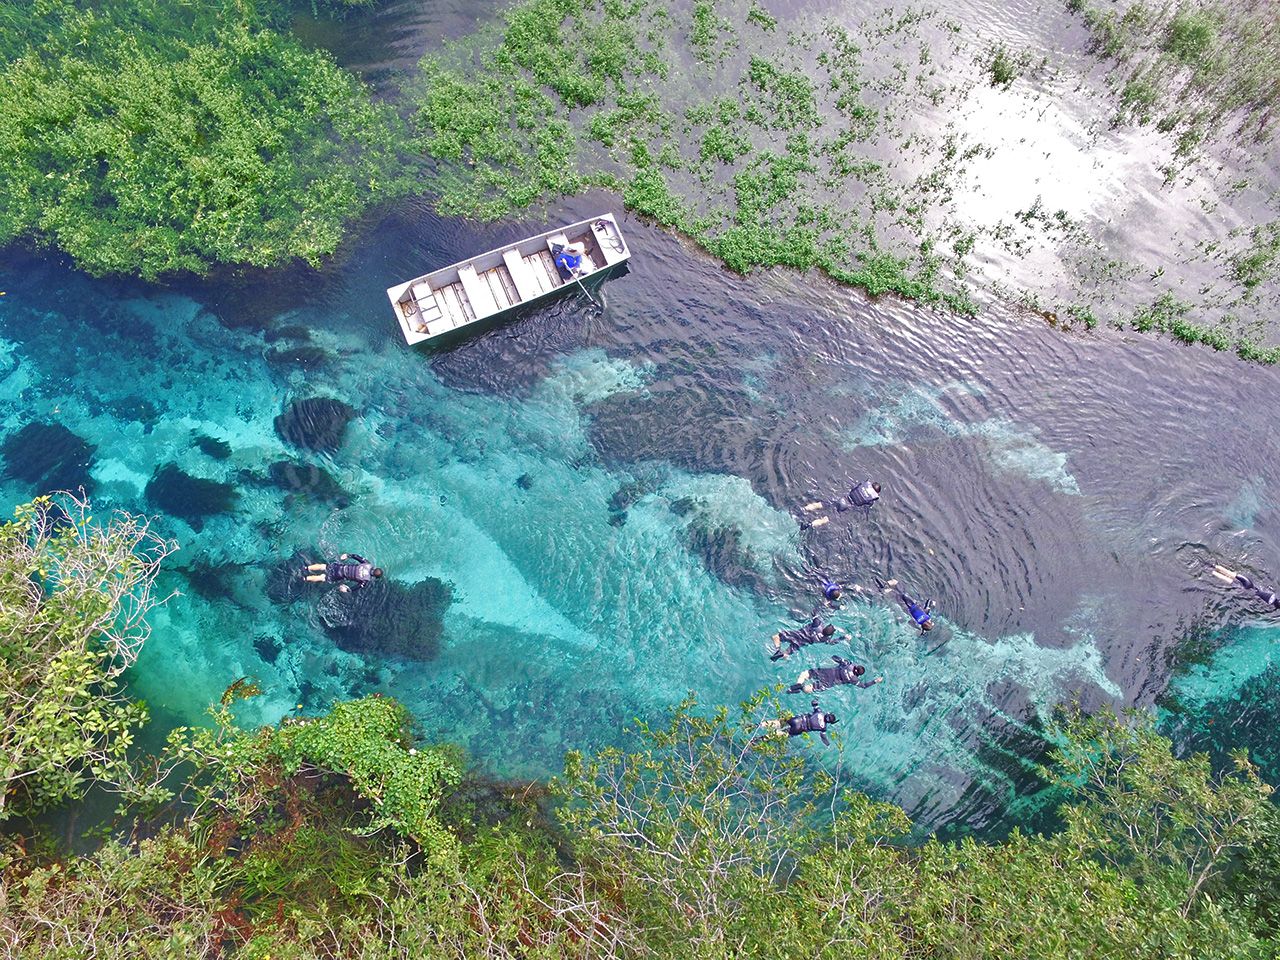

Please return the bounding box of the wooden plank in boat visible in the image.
[494,265,520,306]
[524,254,551,294]
[483,268,511,310]
[458,264,498,318]
[455,282,476,321]
[503,250,541,301]
[438,284,466,328]
[535,250,564,287]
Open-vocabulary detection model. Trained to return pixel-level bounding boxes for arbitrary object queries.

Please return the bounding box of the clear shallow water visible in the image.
[3,192,1279,833]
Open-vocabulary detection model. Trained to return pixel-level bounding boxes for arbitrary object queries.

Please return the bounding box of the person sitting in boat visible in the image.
[303,553,383,593]
[875,576,934,632]
[801,478,881,528]
[770,617,849,661]
[787,655,882,695]
[1211,564,1280,609]
[754,700,839,746]
[553,241,588,280]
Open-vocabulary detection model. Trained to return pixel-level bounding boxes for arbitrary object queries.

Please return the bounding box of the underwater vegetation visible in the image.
[1068,0,1280,169]
[0,0,405,279]
[191,433,232,461]
[266,460,350,507]
[273,397,357,453]
[0,421,96,495]
[409,0,982,313]
[321,577,454,662]
[144,463,238,532]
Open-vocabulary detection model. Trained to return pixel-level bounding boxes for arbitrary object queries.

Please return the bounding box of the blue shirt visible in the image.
[908,602,930,626]
[555,250,582,272]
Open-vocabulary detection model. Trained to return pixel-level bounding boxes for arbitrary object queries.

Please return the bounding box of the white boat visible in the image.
[386,213,631,345]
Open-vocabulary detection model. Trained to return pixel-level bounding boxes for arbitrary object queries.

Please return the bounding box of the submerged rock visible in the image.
[322,578,452,661]
[267,460,349,506]
[515,473,534,491]
[1,421,96,494]
[192,433,232,461]
[145,463,238,531]
[274,397,356,453]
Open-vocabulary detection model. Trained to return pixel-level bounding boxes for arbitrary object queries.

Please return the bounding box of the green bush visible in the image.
[0,496,174,819]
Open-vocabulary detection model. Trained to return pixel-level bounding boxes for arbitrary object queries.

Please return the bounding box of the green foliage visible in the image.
[689,0,735,65]
[1231,221,1280,293]
[1048,711,1274,933]
[175,695,463,857]
[1164,7,1220,65]
[746,4,777,31]
[985,43,1019,88]
[406,0,979,314]
[0,1,405,279]
[0,496,174,819]
[1069,0,1280,162]
[5,696,1280,956]
[746,55,822,128]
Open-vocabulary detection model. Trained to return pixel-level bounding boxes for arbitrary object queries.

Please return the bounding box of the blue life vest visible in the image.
[555,250,582,273]
[908,602,930,626]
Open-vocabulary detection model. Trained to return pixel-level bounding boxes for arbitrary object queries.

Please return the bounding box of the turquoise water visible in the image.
[2,198,1279,833]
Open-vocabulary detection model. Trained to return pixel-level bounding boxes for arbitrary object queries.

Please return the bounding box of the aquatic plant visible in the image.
[145,463,239,532]
[1069,0,1280,165]
[273,396,357,453]
[0,0,407,279]
[192,433,232,461]
[0,421,96,495]
[322,578,453,661]
[267,459,350,506]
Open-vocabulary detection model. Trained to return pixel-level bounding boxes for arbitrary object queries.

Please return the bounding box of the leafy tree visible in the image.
[0,495,175,820]
[1048,710,1274,919]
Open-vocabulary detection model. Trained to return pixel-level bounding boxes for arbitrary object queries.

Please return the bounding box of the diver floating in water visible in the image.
[303,553,383,593]
[801,479,881,528]
[770,617,850,661]
[755,699,839,745]
[787,655,882,694]
[1211,564,1280,610]
[875,576,934,632]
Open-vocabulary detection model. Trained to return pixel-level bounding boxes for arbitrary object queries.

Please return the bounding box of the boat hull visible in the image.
[387,213,630,346]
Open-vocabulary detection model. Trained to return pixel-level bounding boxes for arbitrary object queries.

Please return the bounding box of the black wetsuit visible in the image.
[1234,574,1280,609]
[326,554,375,589]
[837,478,880,512]
[784,703,836,745]
[771,617,840,660]
[787,656,878,694]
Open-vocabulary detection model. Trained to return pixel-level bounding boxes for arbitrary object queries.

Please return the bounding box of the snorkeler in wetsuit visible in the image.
[303,553,384,594]
[1211,564,1280,610]
[875,576,934,632]
[770,618,850,661]
[787,655,883,694]
[755,700,839,745]
[801,479,882,528]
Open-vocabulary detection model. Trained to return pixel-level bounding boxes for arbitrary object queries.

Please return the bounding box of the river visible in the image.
[1,0,1277,836]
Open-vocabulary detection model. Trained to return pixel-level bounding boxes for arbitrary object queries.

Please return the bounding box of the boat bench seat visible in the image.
[502,250,541,302]
[457,264,498,318]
